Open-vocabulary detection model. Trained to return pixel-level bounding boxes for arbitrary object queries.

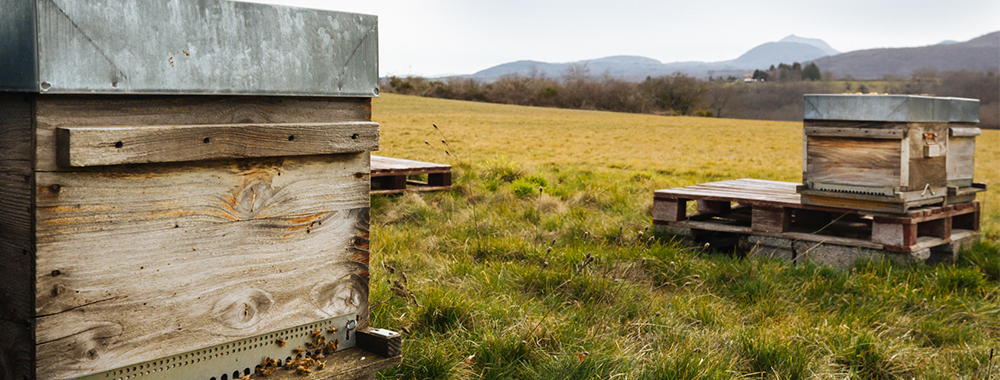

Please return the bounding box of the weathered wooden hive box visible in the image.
[797,94,985,213]
[1,1,400,379]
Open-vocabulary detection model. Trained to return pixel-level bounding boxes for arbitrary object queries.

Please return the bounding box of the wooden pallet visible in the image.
[370,155,452,195]
[653,179,980,253]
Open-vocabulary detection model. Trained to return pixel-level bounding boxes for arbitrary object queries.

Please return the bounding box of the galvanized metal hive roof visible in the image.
[803,94,979,123]
[0,0,378,97]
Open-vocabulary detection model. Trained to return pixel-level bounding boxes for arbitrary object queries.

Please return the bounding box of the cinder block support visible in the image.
[653,198,687,222]
[872,220,917,250]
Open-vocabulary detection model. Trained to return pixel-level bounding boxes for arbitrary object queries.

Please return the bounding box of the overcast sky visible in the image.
[245,0,1000,77]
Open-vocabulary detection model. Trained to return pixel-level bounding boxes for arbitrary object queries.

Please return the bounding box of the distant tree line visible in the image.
[381,65,999,129]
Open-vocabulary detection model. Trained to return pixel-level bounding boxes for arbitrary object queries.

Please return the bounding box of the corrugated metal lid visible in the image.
[803,94,979,123]
[0,0,378,97]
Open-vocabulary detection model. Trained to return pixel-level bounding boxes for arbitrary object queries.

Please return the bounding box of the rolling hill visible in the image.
[462,32,998,81]
[467,35,837,81]
[811,31,1000,79]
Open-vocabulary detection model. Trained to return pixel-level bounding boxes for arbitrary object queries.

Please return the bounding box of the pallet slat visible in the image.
[370,155,452,194]
[653,179,981,254]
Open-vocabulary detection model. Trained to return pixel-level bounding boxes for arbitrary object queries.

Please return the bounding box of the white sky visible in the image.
[244,0,1000,77]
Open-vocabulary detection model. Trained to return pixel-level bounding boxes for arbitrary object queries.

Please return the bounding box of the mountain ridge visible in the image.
[463,32,998,81]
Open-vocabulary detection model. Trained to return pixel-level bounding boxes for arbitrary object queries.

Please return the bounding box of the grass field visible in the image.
[368,93,999,379]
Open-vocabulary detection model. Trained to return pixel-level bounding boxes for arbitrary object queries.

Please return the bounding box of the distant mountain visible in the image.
[464,32,999,82]
[811,32,1000,79]
[729,42,829,69]
[468,35,836,81]
[779,35,840,55]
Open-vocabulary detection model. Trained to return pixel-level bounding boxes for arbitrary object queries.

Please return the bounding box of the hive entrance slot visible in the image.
[75,313,358,380]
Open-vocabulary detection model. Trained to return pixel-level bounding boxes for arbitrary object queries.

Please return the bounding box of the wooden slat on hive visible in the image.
[804,136,901,188]
[34,95,373,171]
[32,153,373,380]
[57,122,379,167]
[370,155,451,177]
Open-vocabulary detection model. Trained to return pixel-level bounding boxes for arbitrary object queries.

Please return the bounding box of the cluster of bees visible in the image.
[249,327,341,377]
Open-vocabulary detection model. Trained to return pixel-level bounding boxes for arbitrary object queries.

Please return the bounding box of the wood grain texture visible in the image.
[949,126,981,137]
[904,123,948,191]
[804,136,901,188]
[0,169,35,380]
[652,199,687,222]
[946,136,976,186]
[35,95,373,171]
[0,93,36,380]
[0,94,34,173]
[33,153,372,380]
[57,122,379,167]
[752,207,789,234]
[370,155,450,176]
[803,126,904,139]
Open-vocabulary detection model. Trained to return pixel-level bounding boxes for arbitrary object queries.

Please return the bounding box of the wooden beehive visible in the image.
[1,2,399,379]
[797,94,985,214]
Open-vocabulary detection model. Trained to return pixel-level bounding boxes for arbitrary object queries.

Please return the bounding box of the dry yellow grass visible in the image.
[373,93,998,235]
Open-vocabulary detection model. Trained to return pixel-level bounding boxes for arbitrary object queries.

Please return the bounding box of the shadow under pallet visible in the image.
[653,179,980,267]
[370,155,452,195]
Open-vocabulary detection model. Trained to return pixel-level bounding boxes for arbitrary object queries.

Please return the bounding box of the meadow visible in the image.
[368,93,999,379]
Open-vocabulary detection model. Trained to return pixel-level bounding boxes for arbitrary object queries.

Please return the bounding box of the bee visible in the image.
[316,362,325,370]
[327,327,338,334]
[314,353,324,360]
[296,366,311,375]
[276,339,286,347]
[292,347,304,355]
[241,376,251,380]
[311,329,323,339]
[284,359,300,370]
[323,339,339,354]
[305,342,316,349]
[301,357,315,367]
[261,367,274,376]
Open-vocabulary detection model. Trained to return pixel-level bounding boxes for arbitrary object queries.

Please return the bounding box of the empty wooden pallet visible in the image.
[653,179,980,255]
[371,155,452,195]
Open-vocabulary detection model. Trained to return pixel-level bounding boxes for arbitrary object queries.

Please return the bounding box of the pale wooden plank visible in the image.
[668,220,752,234]
[33,153,373,380]
[57,122,379,167]
[946,136,976,185]
[804,126,904,139]
[804,136,901,188]
[656,188,801,207]
[371,155,450,170]
[370,155,451,176]
[949,126,981,137]
[903,123,948,191]
[35,95,373,171]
